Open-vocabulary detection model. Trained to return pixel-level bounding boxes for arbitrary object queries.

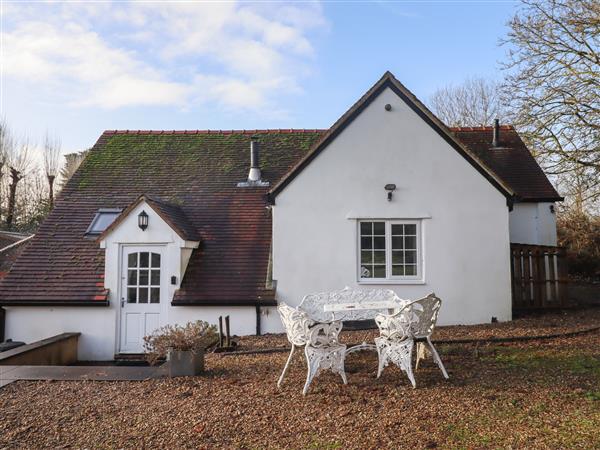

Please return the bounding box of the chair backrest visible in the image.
[277,302,312,346]
[298,287,402,322]
[375,293,442,340]
[404,293,442,339]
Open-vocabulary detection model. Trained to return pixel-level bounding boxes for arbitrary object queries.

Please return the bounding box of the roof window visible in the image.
[85,208,122,237]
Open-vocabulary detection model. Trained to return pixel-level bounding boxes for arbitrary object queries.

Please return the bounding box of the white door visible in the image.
[119,246,165,353]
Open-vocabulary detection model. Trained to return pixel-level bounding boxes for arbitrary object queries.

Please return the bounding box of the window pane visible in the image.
[89,211,120,234]
[373,251,385,264]
[405,224,417,235]
[360,265,373,278]
[127,287,137,303]
[127,270,137,286]
[373,265,386,278]
[405,265,417,276]
[392,236,403,250]
[360,236,372,250]
[392,251,404,264]
[139,288,148,303]
[151,270,160,285]
[360,251,372,264]
[374,236,386,250]
[139,270,149,286]
[405,236,417,250]
[392,265,404,276]
[391,224,404,236]
[140,252,149,268]
[150,288,160,303]
[360,222,372,235]
[128,253,137,268]
[373,222,385,235]
[405,251,417,264]
[151,253,161,268]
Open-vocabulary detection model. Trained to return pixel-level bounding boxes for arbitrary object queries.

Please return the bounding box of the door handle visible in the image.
[121,298,125,308]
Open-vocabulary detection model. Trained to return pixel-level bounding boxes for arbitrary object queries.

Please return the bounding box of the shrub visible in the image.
[143,321,218,365]
[557,210,600,280]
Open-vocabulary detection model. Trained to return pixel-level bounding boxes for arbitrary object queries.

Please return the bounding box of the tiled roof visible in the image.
[450,126,562,201]
[0,124,560,306]
[0,131,323,306]
[99,194,200,242]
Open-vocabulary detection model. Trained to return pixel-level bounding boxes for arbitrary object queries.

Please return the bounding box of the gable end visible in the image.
[268,72,515,204]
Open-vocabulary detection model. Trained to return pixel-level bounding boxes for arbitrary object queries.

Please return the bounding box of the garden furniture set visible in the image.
[277,287,449,394]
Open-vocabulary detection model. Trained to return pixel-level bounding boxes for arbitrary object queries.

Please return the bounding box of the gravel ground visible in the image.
[1,311,599,449]
[238,307,600,351]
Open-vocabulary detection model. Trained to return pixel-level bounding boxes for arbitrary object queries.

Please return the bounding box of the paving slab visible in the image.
[0,365,167,386]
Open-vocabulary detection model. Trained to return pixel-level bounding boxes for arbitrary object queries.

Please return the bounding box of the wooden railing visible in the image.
[510,244,569,310]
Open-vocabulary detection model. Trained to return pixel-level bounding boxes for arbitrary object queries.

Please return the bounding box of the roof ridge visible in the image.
[102,129,328,136]
[450,125,515,132]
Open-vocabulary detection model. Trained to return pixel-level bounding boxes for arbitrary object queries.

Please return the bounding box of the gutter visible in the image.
[0,234,34,254]
[0,300,110,307]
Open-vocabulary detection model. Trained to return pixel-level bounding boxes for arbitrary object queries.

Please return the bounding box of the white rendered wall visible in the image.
[272,86,513,325]
[509,202,557,246]
[4,305,278,361]
[4,307,117,361]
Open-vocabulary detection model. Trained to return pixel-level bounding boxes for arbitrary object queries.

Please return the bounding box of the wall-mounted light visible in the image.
[384,184,396,201]
[549,204,555,214]
[138,210,149,231]
[384,104,392,111]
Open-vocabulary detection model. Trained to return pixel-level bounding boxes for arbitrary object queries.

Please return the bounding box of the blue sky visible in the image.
[1,1,519,155]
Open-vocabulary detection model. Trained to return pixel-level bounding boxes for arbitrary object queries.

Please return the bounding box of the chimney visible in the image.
[248,138,261,182]
[237,136,269,187]
[492,118,500,147]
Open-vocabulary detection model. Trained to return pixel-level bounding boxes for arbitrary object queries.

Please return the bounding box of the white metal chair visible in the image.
[375,293,449,387]
[277,302,347,395]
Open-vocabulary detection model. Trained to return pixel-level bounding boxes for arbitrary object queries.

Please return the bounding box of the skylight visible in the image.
[85,208,122,237]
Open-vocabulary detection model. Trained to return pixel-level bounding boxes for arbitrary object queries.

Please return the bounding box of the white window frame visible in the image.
[357,219,424,284]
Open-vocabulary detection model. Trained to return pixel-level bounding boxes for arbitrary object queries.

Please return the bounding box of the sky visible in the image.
[1,0,521,156]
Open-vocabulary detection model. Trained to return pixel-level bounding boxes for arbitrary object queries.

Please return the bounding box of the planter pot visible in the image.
[167,349,204,377]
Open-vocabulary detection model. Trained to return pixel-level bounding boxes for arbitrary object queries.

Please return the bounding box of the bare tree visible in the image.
[501,0,600,211]
[6,136,33,228]
[429,77,506,127]
[0,119,13,220]
[43,132,61,209]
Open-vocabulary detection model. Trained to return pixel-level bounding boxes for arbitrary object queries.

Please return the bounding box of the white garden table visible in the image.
[323,298,410,354]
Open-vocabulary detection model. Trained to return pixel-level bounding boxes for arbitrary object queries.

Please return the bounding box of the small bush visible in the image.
[557,210,600,280]
[143,321,218,365]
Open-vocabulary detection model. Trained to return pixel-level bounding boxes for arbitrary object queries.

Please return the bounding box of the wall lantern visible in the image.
[138,210,149,231]
[384,184,396,201]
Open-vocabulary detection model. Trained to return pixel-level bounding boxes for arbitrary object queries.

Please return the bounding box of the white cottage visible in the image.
[0,72,562,360]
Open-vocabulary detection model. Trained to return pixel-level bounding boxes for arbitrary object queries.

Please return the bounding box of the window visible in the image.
[359,220,421,281]
[85,208,122,237]
[126,251,161,304]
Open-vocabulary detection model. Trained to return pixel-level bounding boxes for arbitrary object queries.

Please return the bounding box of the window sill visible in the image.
[358,279,426,285]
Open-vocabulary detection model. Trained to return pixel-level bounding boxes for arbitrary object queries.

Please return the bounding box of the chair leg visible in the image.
[427,337,449,379]
[376,343,386,379]
[415,342,427,371]
[277,344,295,388]
[339,355,348,385]
[403,340,417,388]
[302,347,320,396]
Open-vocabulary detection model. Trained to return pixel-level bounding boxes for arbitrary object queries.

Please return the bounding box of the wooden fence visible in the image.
[510,244,569,310]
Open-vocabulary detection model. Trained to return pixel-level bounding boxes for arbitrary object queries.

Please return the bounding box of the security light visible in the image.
[384,184,396,201]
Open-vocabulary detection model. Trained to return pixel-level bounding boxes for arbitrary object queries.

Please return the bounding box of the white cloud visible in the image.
[1,1,327,114]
